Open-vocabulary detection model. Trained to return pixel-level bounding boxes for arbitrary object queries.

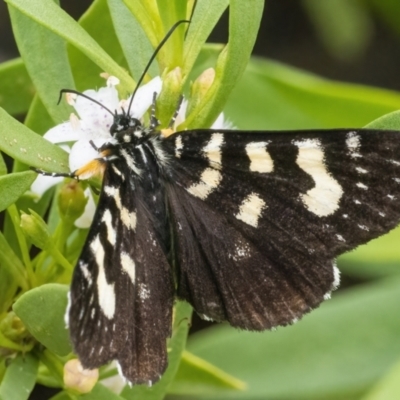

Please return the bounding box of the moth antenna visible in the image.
[58,89,115,117]
[126,19,190,116]
[168,95,184,129]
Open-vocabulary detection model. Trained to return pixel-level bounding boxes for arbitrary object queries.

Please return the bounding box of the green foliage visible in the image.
[0,0,399,399]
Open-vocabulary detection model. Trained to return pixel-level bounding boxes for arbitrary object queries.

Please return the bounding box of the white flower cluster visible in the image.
[32,75,232,227]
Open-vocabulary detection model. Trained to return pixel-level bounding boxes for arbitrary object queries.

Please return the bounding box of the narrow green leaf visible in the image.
[13,284,72,356]
[8,5,74,123]
[168,350,246,395]
[107,0,157,80]
[121,301,192,400]
[0,353,38,400]
[24,95,55,136]
[0,266,18,314]
[188,277,400,399]
[183,0,229,77]
[156,0,187,67]
[182,0,264,129]
[68,0,129,91]
[0,107,69,172]
[80,383,125,399]
[0,58,34,116]
[0,154,6,176]
[0,231,28,291]
[49,392,73,400]
[5,0,134,91]
[122,0,161,49]
[0,171,36,212]
[362,358,400,400]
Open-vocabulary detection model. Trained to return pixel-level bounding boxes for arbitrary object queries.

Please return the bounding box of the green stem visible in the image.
[7,204,35,288]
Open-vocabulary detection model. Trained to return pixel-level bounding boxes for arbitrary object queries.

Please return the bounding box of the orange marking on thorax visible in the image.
[75,159,106,180]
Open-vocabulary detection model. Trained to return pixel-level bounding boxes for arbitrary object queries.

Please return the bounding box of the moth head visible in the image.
[110,113,142,138]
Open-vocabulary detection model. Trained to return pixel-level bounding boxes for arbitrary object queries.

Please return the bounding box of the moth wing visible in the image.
[68,162,174,385]
[164,129,400,328]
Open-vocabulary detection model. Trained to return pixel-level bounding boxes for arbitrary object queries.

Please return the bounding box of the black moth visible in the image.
[34,24,400,386]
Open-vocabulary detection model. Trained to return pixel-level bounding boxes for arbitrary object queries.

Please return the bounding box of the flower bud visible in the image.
[187,68,215,117]
[64,359,98,394]
[157,67,183,127]
[20,210,51,250]
[58,181,87,223]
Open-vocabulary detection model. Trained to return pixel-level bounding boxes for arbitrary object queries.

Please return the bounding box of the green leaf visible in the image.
[0,231,28,292]
[0,154,6,176]
[365,110,400,130]
[183,0,229,77]
[168,350,245,395]
[5,0,134,91]
[13,283,72,356]
[362,357,400,400]
[0,58,34,116]
[0,107,69,172]
[68,0,129,91]
[222,56,400,129]
[0,353,38,400]
[49,392,74,400]
[107,0,156,81]
[182,0,264,129]
[121,301,192,400]
[188,277,400,399]
[8,4,74,123]
[0,171,36,212]
[80,383,125,400]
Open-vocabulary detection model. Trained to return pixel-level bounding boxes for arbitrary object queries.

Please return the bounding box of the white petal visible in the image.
[69,138,108,172]
[31,175,63,197]
[44,121,81,143]
[211,112,234,130]
[73,86,118,134]
[74,188,96,228]
[174,99,188,128]
[126,76,163,119]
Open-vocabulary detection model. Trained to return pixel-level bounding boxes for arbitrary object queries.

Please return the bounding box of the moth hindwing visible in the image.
[60,123,400,385]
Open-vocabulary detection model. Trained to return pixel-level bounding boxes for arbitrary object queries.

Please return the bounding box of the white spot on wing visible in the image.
[245,141,273,173]
[358,224,369,231]
[121,209,137,231]
[346,132,362,158]
[80,262,92,285]
[356,182,368,190]
[187,168,222,199]
[104,186,135,229]
[90,235,116,319]
[294,139,343,217]
[336,234,345,242]
[102,209,116,245]
[235,193,266,227]
[203,133,224,166]
[65,291,71,328]
[356,167,368,174]
[175,136,183,158]
[138,283,150,300]
[120,252,135,284]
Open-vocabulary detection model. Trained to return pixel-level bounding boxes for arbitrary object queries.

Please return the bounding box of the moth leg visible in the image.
[30,166,79,180]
